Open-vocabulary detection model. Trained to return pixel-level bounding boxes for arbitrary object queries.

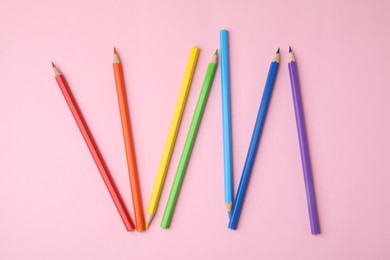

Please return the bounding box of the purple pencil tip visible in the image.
[276,48,280,54]
[289,46,292,53]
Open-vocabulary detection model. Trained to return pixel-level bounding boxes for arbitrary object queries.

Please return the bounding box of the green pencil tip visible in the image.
[214,49,218,55]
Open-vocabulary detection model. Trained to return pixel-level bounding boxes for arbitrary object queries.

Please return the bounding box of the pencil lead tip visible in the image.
[276,48,280,54]
[289,46,292,53]
[113,47,117,54]
[145,222,149,229]
[214,49,218,55]
[51,62,56,68]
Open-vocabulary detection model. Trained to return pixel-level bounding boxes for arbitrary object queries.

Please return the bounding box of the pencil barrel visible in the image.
[220,30,234,206]
[113,61,145,231]
[288,61,320,234]
[228,61,279,230]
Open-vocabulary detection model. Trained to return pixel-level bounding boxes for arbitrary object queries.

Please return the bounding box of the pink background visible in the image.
[1,0,390,259]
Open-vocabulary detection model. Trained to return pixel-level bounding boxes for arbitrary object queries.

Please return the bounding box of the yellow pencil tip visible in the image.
[145,222,149,229]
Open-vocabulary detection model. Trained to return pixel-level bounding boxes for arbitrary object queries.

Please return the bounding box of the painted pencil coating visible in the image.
[161,52,218,228]
[288,48,320,235]
[52,64,135,231]
[228,50,280,230]
[220,30,234,215]
[113,49,145,231]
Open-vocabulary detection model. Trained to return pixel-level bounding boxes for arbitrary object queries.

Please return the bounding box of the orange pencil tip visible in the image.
[51,62,56,67]
[113,47,117,54]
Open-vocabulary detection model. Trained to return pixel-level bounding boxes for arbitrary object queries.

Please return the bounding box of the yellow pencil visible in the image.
[146,47,200,228]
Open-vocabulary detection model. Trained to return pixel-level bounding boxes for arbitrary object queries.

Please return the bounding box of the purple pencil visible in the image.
[288,47,320,235]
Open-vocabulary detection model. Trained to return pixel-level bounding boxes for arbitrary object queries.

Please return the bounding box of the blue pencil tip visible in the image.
[289,46,292,52]
[276,48,280,54]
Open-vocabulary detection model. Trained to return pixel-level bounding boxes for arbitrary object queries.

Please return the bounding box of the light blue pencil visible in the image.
[220,29,233,216]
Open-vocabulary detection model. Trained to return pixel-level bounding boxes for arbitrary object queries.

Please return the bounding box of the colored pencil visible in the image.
[113,48,145,231]
[288,47,320,235]
[220,30,234,216]
[228,49,280,230]
[52,62,135,231]
[146,47,199,229]
[161,51,218,229]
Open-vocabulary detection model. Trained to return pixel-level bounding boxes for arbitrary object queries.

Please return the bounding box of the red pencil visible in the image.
[52,62,135,231]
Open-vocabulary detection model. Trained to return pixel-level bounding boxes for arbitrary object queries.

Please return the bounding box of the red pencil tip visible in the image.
[113,47,117,54]
[51,62,56,67]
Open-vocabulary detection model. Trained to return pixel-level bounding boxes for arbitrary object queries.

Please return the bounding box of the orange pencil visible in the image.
[113,48,145,231]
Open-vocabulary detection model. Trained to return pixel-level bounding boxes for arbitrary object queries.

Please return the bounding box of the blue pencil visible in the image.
[220,29,234,217]
[228,49,280,230]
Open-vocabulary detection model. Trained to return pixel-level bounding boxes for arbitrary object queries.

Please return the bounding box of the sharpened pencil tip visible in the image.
[113,47,117,54]
[145,213,154,229]
[211,51,218,63]
[276,48,280,54]
[289,46,292,53]
[226,202,233,213]
[51,62,56,67]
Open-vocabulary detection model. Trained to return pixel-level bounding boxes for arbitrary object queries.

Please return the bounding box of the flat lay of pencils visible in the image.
[51,31,320,234]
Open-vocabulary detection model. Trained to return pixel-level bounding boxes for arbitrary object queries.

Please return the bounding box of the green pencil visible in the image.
[161,50,218,228]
